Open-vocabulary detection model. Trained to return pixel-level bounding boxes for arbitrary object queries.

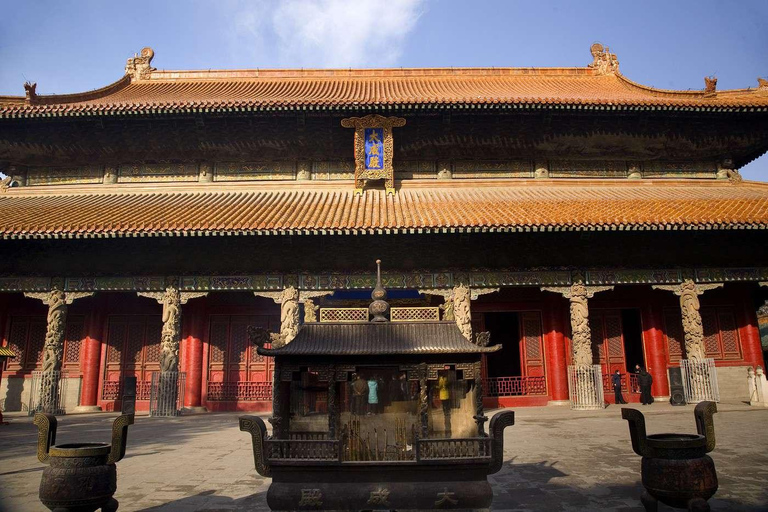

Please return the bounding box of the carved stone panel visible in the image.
[118,163,199,183]
[214,161,297,181]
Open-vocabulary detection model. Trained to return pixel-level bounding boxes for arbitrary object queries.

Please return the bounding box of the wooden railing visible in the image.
[417,437,492,461]
[206,381,272,401]
[484,376,547,397]
[101,379,152,400]
[602,373,640,394]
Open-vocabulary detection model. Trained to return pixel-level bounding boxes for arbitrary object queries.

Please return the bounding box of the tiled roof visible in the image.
[2,47,767,118]
[0,179,766,239]
[259,321,500,356]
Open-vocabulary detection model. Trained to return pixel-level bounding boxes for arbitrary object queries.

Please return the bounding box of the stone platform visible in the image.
[0,403,766,511]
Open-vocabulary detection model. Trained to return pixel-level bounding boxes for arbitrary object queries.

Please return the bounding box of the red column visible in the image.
[641,296,670,398]
[543,295,569,403]
[79,299,104,411]
[183,302,206,410]
[738,296,765,369]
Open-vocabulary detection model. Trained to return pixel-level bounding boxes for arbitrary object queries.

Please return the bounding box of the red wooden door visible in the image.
[102,315,162,402]
[207,314,277,402]
[590,310,627,382]
[519,312,545,378]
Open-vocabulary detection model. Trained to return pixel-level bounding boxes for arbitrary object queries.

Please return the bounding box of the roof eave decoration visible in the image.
[588,43,619,75]
[125,47,156,82]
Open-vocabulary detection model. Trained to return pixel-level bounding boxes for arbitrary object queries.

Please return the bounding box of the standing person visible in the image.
[367,375,379,414]
[612,370,628,404]
[633,364,641,393]
[638,367,654,405]
[351,373,368,416]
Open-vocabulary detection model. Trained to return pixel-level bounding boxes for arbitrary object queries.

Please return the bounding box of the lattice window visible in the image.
[319,308,368,323]
[589,315,604,364]
[231,323,249,363]
[6,317,28,367]
[106,321,125,364]
[144,322,162,364]
[702,309,720,358]
[63,320,84,364]
[663,309,685,362]
[605,316,624,357]
[718,312,741,359]
[390,307,440,322]
[27,320,47,366]
[210,321,228,363]
[126,322,145,363]
[523,319,541,360]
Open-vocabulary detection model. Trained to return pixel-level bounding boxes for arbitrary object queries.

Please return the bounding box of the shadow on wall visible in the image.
[2,376,25,412]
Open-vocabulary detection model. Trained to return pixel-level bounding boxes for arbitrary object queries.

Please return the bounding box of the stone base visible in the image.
[181,406,208,414]
[547,400,570,406]
[652,396,670,401]
[71,405,103,414]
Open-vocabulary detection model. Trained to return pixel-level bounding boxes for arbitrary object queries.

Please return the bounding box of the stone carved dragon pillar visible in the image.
[25,288,94,414]
[254,288,331,346]
[653,280,723,363]
[138,286,207,372]
[453,284,473,341]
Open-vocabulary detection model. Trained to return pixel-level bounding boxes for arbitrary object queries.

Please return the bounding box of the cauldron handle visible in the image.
[488,410,515,475]
[694,401,717,453]
[621,408,649,457]
[107,413,135,464]
[33,412,57,464]
[240,415,272,477]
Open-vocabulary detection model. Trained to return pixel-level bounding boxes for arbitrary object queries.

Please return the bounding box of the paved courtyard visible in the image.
[1,402,767,512]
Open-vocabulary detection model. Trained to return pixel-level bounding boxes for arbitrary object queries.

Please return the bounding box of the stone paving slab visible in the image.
[1,402,767,511]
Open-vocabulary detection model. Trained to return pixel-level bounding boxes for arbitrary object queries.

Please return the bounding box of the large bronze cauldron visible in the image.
[622,402,718,512]
[34,413,134,512]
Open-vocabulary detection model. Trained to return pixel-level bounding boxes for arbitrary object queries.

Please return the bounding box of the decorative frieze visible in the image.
[214,161,296,181]
[118,163,198,183]
[452,160,532,179]
[642,161,717,179]
[549,160,627,178]
[395,161,436,179]
[1,267,767,294]
[311,160,355,181]
[26,165,103,186]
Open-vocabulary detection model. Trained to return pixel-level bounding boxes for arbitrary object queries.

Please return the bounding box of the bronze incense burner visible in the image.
[34,412,134,512]
[622,402,718,511]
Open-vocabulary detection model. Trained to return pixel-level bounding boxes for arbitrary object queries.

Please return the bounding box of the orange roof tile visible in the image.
[0,179,766,238]
[2,46,767,118]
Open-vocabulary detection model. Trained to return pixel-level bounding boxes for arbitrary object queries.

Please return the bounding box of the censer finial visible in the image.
[369,259,389,322]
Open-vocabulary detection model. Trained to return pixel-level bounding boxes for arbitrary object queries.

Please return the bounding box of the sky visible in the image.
[1,0,767,179]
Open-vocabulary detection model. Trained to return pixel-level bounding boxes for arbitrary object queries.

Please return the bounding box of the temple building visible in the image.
[0,44,767,414]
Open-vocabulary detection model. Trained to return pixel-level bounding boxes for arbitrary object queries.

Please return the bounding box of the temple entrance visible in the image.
[205,314,276,409]
[590,308,644,397]
[481,311,547,397]
[101,315,162,410]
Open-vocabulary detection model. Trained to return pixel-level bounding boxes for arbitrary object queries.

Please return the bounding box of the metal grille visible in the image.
[484,376,547,397]
[568,365,604,410]
[149,371,186,417]
[319,308,368,323]
[28,371,67,415]
[680,358,719,403]
[390,307,440,322]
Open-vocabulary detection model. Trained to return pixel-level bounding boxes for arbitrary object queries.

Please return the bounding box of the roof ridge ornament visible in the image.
[369,259,390,322]
[23,82,37,104]
[589,43,619,75]
[757,77,768,92]
[125,47,156,82]
[704,76,718,96]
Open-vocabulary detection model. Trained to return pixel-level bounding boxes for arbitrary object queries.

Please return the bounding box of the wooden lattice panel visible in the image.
[319,308,368,323]
[718,312,741,359]
[390,307,440,322]
[663,309,684,362]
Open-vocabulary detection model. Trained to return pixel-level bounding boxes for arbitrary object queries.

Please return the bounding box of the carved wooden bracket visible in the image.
[652,282,723,296]
[540,285,613,299]
[24,291,94,305]
[137,291,208,304]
